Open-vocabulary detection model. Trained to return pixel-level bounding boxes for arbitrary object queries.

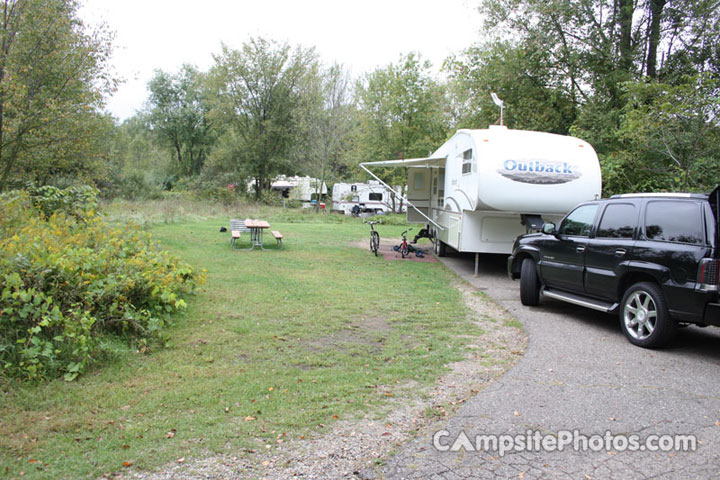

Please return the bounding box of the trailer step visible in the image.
[541,287,618,313]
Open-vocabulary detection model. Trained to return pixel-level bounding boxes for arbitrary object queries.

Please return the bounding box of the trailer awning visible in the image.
[359,157,445,231]
[360,156,446,168]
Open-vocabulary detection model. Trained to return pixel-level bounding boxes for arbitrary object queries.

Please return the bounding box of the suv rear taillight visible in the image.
[698,258,720,291]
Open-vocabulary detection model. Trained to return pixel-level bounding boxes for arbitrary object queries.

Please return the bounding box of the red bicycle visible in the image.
[398,229,411,258]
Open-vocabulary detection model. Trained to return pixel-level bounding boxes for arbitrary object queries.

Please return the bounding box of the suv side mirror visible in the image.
[541,223,557,235]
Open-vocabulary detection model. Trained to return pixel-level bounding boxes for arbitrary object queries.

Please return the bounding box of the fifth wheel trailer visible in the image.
[360,126,602,256]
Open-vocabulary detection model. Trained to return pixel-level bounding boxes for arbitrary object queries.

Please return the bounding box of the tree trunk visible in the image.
[618,0,634,72]
[174,142,184,175]
[646,0,666,78]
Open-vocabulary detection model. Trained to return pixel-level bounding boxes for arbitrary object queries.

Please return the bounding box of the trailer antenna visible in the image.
[491,92,504,126]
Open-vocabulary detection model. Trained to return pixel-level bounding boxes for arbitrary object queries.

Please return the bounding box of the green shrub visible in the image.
[0,189,204,381]
[23,184,99,220]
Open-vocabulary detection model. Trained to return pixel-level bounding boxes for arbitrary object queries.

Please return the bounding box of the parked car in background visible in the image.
[507,189,720,348]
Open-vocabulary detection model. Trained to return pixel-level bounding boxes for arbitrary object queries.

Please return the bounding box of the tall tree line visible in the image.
[2,0,717,197]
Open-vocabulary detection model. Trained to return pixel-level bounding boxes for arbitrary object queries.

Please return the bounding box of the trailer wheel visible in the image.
[435,237,447,257]
[520,258,540,306]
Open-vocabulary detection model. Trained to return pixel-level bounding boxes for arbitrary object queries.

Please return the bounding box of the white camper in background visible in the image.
[270,175,327,202]
[331,181,404,215]
[360,126,602,256]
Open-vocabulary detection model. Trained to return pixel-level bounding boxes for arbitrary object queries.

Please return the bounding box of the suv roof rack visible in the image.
[610,192,708,199]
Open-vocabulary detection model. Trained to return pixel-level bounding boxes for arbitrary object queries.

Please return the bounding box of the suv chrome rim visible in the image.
[623,291,657,340]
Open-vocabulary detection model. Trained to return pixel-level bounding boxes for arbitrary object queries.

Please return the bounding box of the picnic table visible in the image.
[244,219,271,250]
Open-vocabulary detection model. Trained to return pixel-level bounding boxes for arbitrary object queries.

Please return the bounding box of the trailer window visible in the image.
[413,172,425,190]
[462,149,472,174]
[369,193,382,201]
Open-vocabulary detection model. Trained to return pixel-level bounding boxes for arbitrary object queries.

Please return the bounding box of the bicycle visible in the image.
[367,220,381,256]
[399,229,412,258]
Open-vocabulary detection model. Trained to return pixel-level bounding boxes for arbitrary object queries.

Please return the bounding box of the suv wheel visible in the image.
[520,258,540,306]
[620,282,676,348]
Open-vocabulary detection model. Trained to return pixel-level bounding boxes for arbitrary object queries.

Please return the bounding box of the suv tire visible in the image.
[520,258,540,306]
[619,282,676,348]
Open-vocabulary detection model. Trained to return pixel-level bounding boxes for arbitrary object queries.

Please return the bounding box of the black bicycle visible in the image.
[368,220,381,256]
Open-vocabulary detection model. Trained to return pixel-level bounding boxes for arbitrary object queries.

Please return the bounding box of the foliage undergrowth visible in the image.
[0,187,204,381]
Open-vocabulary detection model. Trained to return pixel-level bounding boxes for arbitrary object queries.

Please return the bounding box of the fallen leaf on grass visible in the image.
[122,461,133,467]
[244,416,256,422]
[166,431,175,439]
[177,458,185,463]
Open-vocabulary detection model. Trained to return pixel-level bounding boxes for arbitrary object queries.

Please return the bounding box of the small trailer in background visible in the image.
[270,175,327,203]
[360,125,602,261]
[331,180,404,215]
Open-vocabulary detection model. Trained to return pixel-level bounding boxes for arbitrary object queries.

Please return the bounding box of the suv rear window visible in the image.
[644,201,704,245]
[597,203,636,238]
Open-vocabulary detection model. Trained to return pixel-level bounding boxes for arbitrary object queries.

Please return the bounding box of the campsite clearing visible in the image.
[0,215,522,479]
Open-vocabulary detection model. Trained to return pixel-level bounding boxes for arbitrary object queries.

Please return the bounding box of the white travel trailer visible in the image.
[360,126,602,256]
[332,181,404,215]
[270,175,327,202]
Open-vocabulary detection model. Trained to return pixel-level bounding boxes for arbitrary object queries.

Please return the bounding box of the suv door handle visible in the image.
[576,246,586,253]
[615,249,627,256]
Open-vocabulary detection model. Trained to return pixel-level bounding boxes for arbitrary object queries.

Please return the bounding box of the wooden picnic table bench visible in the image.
[271,230,284,249]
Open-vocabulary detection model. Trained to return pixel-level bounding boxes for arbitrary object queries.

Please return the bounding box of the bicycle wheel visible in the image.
[371,231,380,256]
[400,243,408,258]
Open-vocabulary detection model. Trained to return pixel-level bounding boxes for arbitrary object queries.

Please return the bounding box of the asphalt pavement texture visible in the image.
[370,252,720,479]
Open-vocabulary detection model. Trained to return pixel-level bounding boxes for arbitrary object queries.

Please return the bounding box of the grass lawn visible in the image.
[0,211,480,479]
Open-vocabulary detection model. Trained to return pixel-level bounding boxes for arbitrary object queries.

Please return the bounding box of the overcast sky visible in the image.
[79,0,484,121]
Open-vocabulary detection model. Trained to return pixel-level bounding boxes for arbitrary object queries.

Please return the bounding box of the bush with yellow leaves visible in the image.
[0,187,204,381]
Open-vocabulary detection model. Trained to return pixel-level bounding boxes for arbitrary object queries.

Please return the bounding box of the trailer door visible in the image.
[408,167,431,223]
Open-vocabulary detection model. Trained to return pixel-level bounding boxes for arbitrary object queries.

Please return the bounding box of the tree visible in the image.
[208,38,318,198]
[0,0,114,190]
[146,65,214,177]
[602,74,720,194]
[480,0,720,101]
[352,53,448,174]
[445,41,577,133]
[350,53,449,208]
[292,63,356,194]
[479,0,720,194]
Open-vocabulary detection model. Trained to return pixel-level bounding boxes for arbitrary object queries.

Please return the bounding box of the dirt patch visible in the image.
[305,316,392,353]
[128,281,527,480]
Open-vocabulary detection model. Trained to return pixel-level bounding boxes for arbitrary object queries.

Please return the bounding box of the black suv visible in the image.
[507,189,720,348]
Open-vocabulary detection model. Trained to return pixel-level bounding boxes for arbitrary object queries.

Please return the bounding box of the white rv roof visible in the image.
[361,156,446,168]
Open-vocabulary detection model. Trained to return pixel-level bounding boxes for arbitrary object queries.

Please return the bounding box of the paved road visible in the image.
[377,253,720,479]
